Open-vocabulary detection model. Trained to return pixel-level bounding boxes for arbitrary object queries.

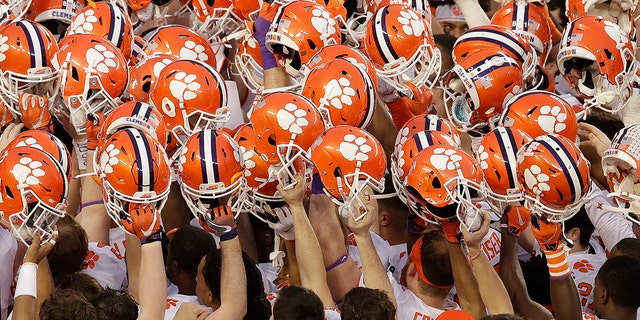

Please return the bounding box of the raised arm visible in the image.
[461,211,513,315]
[279,173,335,307]
[347,187,397,311]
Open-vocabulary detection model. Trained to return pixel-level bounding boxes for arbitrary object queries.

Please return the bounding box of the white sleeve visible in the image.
[584,182,636,251]
[454,0,491,28]
[223,80,246,130]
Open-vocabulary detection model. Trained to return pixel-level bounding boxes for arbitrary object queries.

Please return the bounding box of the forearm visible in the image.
[35,259,53,317]
[263,67,291,90]
[549,277,582,320]
[138,242,166,320]
[215,237,247,318]
[450,243,485,318]
[468,247,513,314]
[290,203,334,307]
[353,232,396,309]
[13,263,38,320]
[284,239,301,287]
[125,233,141,302]
[499,228,552,319]
[454,0,490,27]
[77,149,110,244]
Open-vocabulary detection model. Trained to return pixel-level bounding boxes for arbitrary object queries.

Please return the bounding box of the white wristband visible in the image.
[14,262,38,298]
[73,139,88,171]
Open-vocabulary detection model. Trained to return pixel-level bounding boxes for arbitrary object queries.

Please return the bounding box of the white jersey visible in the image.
[568,246,607,314]
[81,242,127,290]
[388,243,408,281]
[584,182,636,252]
[347,231,394,272]
[324,308,341,320]
[257,262,282,295]
[164,293,209,320]
[385,272,459,320]
[0,228,17,320]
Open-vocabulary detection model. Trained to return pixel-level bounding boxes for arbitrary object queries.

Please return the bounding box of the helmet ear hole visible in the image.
[431,176,441,189]
[333,166,343,178]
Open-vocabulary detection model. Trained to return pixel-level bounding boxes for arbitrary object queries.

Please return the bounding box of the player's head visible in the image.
[593,256,640,318]
[341,287,396,320]
[272,285,324,320]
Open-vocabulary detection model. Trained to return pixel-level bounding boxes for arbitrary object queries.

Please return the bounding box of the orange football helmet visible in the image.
[176,129,248,217]
[363,4,441,92]
[0,146,68,245]
[94,128,171,231]
[394,114,461,152]
[300,58,376,128]
[500,90,578,141]
[6,130,73,181]
[404,144,483,223]
[310,125,386,221]
[265,0,341,77]
[127,54,177,103]
[601,124,640,224]
[26,0,82,25]
[476,127,531,215]
[143,25,217,68]
[557,16,636,113]
[52,34,128,136]
[304,44,379,90]
[442,50,523,134]
[234,123,286,219]
[233,34,264,95]
[516,134,591,222]
[0,20,59,120]
[149,59,228,154]
[127,0,151,11]
[67,1,133,59]
[98,101,168,147]
[250,92,324,188]
[192,0,245,44]
[453,25,537,88]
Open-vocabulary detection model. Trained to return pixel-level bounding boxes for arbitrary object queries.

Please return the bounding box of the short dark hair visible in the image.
[57,272,103,303]
[341,287,395,320]
[47,216,88,285]
[582,111,625,140]
[479,314,526,320]
[597,256,640,310]
[611,238,640,261]
[202,250,271,320]
[92,288,138,320]
[169,225,216,275]
[273,285,324,320]
[420,230,453,288]
[563,206,594,248]
[40,289,97,320]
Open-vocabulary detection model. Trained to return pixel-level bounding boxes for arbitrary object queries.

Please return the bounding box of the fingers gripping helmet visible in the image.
[363,4,441,92]
[98,101,168,148]
[490,2,552,66]
[500,90,578,141]
[405,145,483,222]
[0,20,59,119]
[476,127,531,215]
[557,16,636,113]
[265,0,341,77]
[310,125,386,221]
[516,134,591,222]
[95,128,171,230]
[300,58,376,129]
[0,146,68,245]
[192,0,246,44]
[67,1,133,59]
[601,124,640,224]
[6,130,73,181]
[176,129,247,217]
[150,59,228,153]
[250,92,325,188]
[52,34,128,136]
[443,50,523,134]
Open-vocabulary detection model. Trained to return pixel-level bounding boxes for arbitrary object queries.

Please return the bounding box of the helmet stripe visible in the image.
[456,29,527,62]
[200,130,219,185]
[538,135,583,203]
[512,3,530,32]
[495,127,518,189]
[126,129,153,193]
[108,3,124,49]
[372,7,399,64]
[17,21,45,69]
[414,131,433,150]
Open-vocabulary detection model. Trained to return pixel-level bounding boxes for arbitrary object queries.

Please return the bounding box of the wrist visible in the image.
[140,229,163,245]
[542,243,571,279]
[220,227,238,241]
[15,262,38,298]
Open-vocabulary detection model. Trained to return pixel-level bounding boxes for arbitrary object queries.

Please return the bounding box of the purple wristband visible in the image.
[325,254,348,272]
[81,200,104,210]
[311,174,325,195]
[253,16,278,70]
